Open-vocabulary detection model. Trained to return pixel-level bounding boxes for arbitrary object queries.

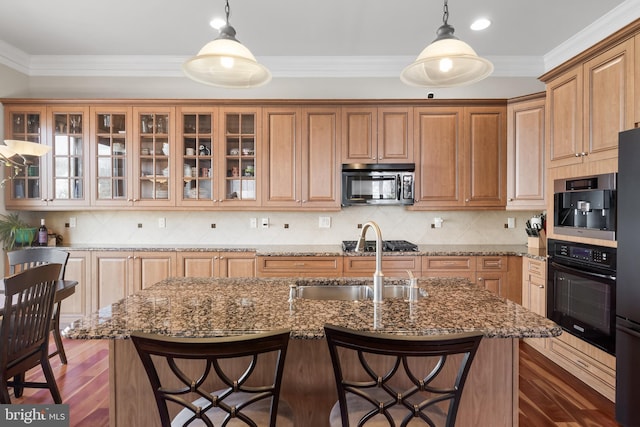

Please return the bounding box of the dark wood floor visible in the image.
[10,337,620,426]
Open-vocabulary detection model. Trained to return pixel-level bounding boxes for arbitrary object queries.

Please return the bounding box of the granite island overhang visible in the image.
[64,276,561,427]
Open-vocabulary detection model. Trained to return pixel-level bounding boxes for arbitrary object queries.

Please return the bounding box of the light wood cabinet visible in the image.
[464,106,507,208]
[341,106,413,164]
[546,38,634,169]
[219,107,261,207]
[412,107,463,208]
[178,251,255,277]
[506,94,546,210]
[59,250,91,326]
[176,107,219,206]
[521,257,548,351]
[476,256,508,296]
[256,256,343,277]
[343,255,420,278]
[91,250,176,310]
[412,105,506,209]
[262,106,340,209]
[4,105,91,210]
[421,256,476,282]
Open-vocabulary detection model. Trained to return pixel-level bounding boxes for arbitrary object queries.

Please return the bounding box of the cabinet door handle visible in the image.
[477,277,483,281]
[575,153,581,157]
[538,285,544,288]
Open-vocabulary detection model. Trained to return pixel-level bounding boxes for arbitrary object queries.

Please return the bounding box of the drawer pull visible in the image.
[538,285,544,288]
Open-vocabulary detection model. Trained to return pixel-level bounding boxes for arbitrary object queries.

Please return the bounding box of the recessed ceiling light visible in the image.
[470,18,491,31]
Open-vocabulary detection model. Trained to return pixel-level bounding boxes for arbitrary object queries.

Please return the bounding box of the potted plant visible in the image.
[0,212,36,250]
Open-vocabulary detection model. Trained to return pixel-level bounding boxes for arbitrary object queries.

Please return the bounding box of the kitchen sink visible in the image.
[290,281,427,301]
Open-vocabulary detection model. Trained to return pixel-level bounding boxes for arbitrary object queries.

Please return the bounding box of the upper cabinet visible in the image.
[90,106,175,207]
[545,38,634,169]
[177,107,219,207]
[506,94,546,210]
[219,107,261,208]
[412,105,506,209]
[4,105,90,209]
[341,106,413,164]
[262,106,340,209]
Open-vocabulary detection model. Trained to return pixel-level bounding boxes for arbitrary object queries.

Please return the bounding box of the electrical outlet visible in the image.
[261,218,269,229]
[158,217,166,228]
[69,217,77,228]
[250,218,257,229]
[507,217,516,229]
[319,216,331,228]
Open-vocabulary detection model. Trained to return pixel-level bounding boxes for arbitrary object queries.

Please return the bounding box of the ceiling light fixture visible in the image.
[401,0,493,88]
[0,140,52,187]
[182,0,271,88]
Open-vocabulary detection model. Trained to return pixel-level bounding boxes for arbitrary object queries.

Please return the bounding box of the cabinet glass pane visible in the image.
[52,113,84,200]
[8,112,43,200]
[182,112,215,201]
[138,112,170,200]
[224,113,256,200]
[95,112,128,200]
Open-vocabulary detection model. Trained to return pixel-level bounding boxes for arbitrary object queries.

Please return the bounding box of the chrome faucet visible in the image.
[356,221,384,303]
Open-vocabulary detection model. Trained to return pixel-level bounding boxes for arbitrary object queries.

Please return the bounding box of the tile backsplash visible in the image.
[30,208,543,247]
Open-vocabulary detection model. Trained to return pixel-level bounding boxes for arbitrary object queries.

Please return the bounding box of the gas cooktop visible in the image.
[341,240,419,252]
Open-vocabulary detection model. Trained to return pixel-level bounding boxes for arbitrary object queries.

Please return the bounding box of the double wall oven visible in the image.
[547,239,617,355]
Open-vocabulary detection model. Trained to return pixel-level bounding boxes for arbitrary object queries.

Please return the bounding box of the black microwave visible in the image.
[341,163,414,206]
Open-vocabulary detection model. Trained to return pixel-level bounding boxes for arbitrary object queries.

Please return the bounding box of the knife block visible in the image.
[527,230,546,248]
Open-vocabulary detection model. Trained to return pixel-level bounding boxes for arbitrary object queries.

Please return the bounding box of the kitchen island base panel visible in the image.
[109,337,518,427]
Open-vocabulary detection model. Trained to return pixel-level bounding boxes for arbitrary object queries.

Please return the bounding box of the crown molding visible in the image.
[544,0,640,71]
[2,51,543,79]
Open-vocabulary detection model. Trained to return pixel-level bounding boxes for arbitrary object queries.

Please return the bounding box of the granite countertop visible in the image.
[63,276,561,340]
[55,243,547,260]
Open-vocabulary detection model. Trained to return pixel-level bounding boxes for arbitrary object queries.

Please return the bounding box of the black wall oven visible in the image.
[547,239,617,354]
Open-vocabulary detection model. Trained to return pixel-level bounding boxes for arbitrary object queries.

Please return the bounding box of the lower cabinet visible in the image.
[256,256,343,277]
[91,250,177,310]
[59,250,91,326]
[421,256,476,282]
[343,255,420,278]
[178,251,256,278]
[521,257,547,351]
[422,255,521,303]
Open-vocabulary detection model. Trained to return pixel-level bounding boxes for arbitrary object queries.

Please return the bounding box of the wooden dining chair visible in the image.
[131,329,294,427]
[1,263,63,404]
[7,247,70,364]
[324,324,483,427]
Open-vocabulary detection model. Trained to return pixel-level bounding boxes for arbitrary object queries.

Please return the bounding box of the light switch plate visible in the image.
[261,218,269,229]
[69,217,77,228]
[507,217,516,229]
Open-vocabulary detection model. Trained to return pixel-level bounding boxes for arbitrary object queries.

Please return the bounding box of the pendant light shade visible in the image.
[182,1,271,88]
[401,1,493,88]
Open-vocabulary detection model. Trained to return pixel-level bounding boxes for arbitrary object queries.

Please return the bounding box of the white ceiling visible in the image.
[0,0,638,79]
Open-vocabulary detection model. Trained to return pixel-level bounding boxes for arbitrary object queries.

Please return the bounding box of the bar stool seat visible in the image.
[131,329,294,427]
[324,324,483,427]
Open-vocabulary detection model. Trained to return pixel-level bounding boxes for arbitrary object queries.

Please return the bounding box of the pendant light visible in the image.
[401,0,493,88]
[182,0,271,88]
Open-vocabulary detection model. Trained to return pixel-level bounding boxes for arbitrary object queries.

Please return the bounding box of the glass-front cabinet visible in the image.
[220,107,260,206]
[91,107,132,206]
[4,105,89,209]
[47,106,90,207]
[134,107,174,207]
[3,105,47,207]
[178,107,217,206]
[90,106,175,207]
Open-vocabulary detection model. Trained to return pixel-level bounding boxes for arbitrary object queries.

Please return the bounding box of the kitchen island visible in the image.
[64,276,560,427]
